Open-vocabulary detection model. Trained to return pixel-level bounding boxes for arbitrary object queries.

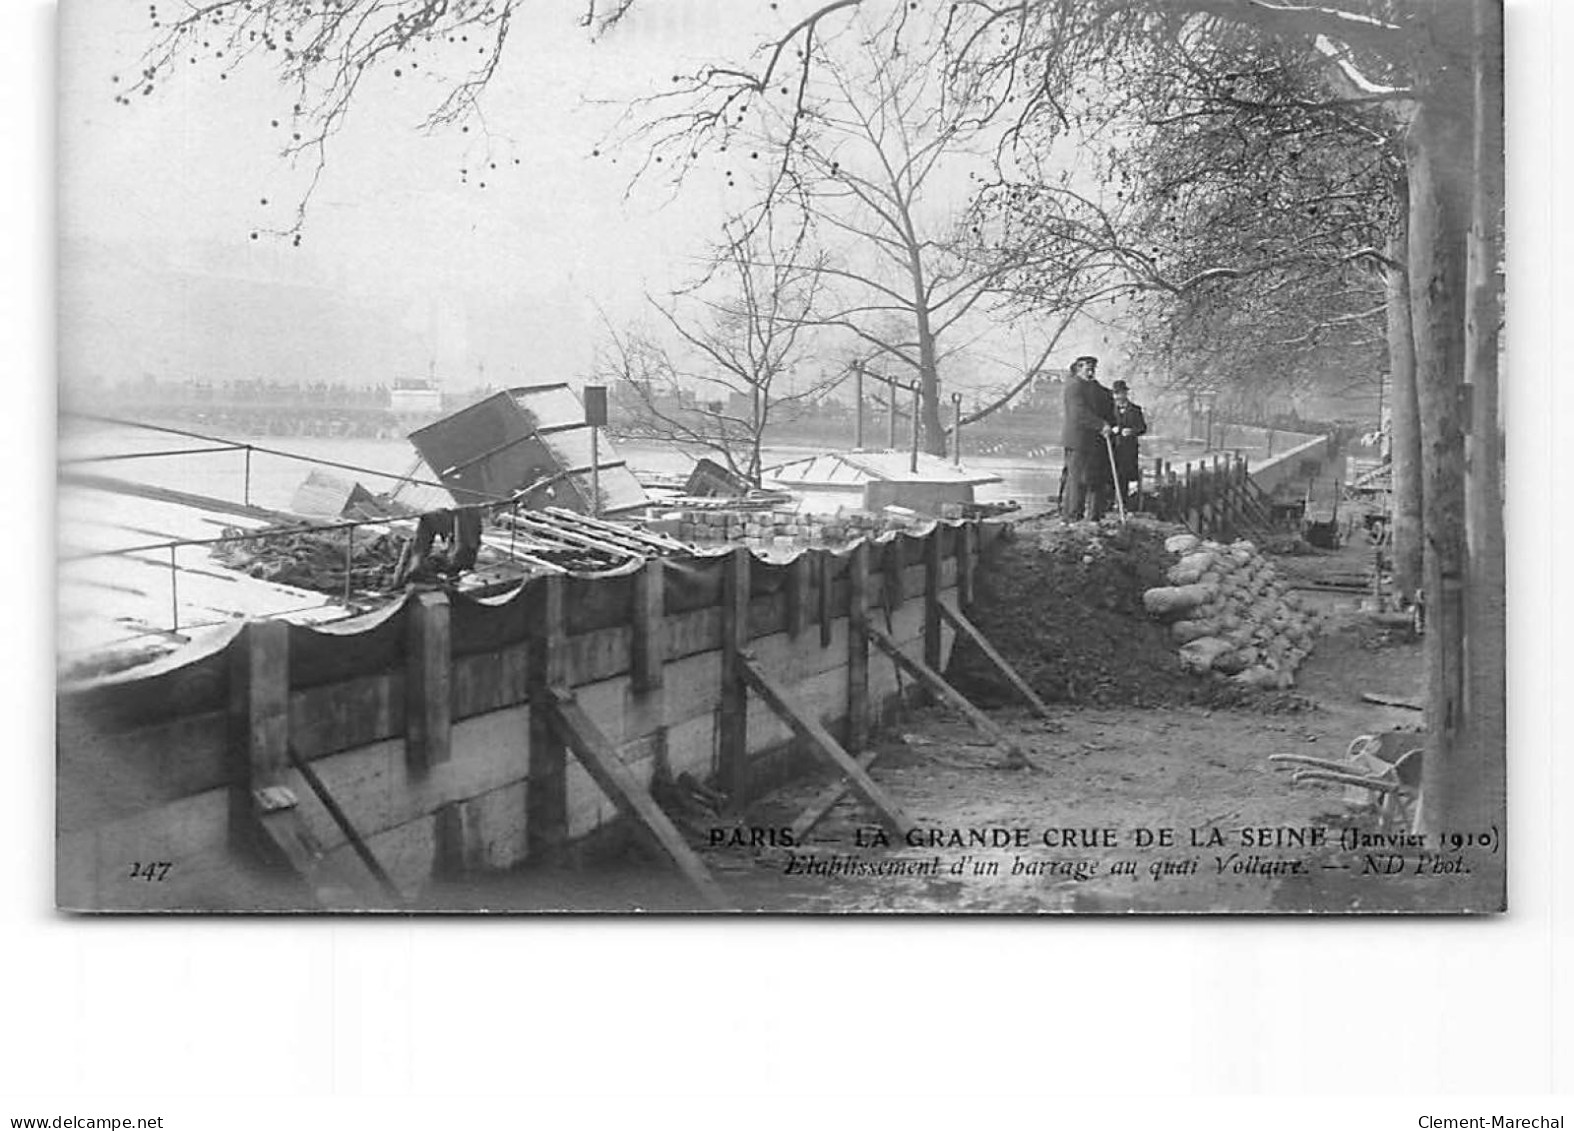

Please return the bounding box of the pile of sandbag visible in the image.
[1142,533,1323,689]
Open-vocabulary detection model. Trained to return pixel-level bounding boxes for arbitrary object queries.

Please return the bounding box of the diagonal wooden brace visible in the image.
[545,686,734,911]
[864,622,1034,768]
[938,603,1050,718]
[738,654,915,841]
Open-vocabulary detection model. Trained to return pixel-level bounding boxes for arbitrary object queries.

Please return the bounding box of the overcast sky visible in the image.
[57,0,825,397]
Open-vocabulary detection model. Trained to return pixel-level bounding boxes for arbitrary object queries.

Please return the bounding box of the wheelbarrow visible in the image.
[1268,731,1424,833]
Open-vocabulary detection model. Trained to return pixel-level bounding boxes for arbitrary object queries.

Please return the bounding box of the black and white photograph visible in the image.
[55,0,1508,915]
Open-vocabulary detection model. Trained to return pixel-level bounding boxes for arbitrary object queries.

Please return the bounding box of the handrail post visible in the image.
[343,525,354,605]
[169,544,179,633]
[243,446,253,507]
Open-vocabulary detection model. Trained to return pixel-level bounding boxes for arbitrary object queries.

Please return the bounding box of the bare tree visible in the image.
[595,217,833,483]
[132,0,638,233]
[638,6,1107,456]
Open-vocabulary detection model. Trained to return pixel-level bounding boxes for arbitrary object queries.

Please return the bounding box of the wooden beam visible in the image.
[718,546,751,809]
[527,574,568,862]
[229,619,290,796]
[847,542,871,752]
[787,552,811,638]
[545,687,733,911]
[817,550,833,648]
[249,788,378,910]
[405,591,452,772]
[1360,691,1425,712]
[938,603,1050,718]
[632,557,665,693]
[864,622,1034,768]
[789,748,881,842]
[738,655,914,840]
[958,523,977,609]
[923,528,943,671]
[286,744,404,904]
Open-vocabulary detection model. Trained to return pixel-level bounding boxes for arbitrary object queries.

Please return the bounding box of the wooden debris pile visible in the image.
[1142,533,1325,689]
[211,525,407,594]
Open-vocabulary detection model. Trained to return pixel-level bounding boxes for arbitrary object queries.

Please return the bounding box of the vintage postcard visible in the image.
[56,0,1506,913]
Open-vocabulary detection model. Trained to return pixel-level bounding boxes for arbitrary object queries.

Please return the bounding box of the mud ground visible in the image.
[439,531,1466,914]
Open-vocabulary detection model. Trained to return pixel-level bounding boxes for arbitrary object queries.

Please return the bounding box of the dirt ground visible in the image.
[440,524,1475,915]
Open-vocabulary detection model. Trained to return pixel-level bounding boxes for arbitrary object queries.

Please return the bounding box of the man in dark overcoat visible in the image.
[1109,380,1148,512]
[1059,355,1114,521]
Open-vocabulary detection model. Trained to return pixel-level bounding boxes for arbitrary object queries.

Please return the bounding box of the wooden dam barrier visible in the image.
[56,521,1004,911]
[1146,452,1282,543]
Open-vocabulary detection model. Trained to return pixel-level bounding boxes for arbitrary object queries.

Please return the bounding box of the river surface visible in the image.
[58,421,1071,510]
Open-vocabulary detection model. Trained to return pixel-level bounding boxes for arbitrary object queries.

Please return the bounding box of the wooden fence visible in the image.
[57,522,997,912]
[1144,453,1284,543]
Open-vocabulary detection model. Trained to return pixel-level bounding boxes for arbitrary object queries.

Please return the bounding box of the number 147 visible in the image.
[128,861,172,882]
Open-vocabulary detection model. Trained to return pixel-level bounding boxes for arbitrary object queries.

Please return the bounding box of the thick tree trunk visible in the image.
[1406,53,1475,839]
[1464,0,1506,874]
[1386,203,1424,599]
[915,309,946,456]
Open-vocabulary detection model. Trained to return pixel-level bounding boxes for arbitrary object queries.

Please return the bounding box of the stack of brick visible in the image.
[673,506,923,549]
[1141,533,1324,689]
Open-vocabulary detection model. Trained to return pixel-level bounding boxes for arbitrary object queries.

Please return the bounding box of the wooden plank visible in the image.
[287,744,404,903]
[847,541,871,752]
[739,655,914,839]
[789,747,881,842]
[817,551,834,648]
[405,591,452,772]
[250,790,379,910]
[527,574,568,862]
[865,622,1033,768]
[632,557,665,692]
[787,553,811,638]
[958,523,977,608]
[1360,691,1424,712]
[718,546,751,809]
[924,528,943,671]
[229,619,290,793]
[546,686,733,911]
[938,603,1050,718]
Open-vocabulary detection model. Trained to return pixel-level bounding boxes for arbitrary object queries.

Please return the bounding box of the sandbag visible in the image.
[1213,649,1251,676]
[1143,584,1212,617]
[1171,619,1217,644]
[1178,636,1235,673]
[1164,533,1200,555]
[1232,664,1277,689]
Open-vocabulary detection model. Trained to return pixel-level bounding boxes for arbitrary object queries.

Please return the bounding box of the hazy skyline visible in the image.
[58,0,1123,409]
[58,1,790,397]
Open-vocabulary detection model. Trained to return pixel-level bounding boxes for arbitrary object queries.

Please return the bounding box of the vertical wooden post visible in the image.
[787,552,811,638]
[719,546,751,809]
[924,526,942,672]
[405,591,452,772]
[228,618,290,848]
[632,557,665,693]
[958,522,977,610]
[847,541,871,752]
[527,574,568,862]
[817,549,833,648]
